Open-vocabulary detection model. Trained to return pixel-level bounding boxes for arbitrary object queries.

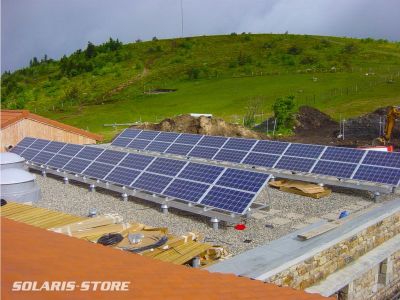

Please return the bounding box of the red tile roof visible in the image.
[1,110,103,141]
[1,218,328,300]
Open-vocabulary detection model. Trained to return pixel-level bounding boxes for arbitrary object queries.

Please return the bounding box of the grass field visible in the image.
[2,33,400,140]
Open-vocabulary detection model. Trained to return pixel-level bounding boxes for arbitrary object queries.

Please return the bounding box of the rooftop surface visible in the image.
[0,110,103,141]
[1,217,326,300]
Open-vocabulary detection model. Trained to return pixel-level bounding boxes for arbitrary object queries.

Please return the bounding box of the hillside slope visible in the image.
[2,34,400,139]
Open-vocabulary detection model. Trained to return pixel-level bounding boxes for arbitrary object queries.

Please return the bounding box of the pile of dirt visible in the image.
[294,106,338,136]
[135,114,265,139]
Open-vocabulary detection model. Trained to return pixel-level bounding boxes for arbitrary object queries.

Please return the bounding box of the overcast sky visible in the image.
[2,0,400,72]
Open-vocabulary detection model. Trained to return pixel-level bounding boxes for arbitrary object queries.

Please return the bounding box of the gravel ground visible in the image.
[33,172,395,255]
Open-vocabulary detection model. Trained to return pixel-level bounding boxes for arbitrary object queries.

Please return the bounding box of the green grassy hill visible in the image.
[2,34,400,140]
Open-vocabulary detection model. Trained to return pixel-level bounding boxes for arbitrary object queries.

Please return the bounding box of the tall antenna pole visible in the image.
[180,0,184,37]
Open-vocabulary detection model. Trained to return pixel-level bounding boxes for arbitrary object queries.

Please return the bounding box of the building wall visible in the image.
[0,119,96,151]
[267,212,400,293]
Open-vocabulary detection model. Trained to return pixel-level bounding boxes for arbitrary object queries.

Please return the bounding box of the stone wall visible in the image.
[267,211,400,291]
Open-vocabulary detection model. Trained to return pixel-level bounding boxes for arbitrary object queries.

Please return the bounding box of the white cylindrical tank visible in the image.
[0,168,41,203]
[0,152,26,170]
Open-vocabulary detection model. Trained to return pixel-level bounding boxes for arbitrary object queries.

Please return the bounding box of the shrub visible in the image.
[300,55,318,65]
[186,67,200,79]
[287,45,302,55]
[272,96,295,130]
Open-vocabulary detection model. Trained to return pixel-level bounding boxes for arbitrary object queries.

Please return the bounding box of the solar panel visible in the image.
[105,167,141,186]
[119,153,154,170]
[83,162,114,179]
[63,158,92,174]
[119,129,141,138]
[214,149,247,163]
[17,137,36,148]
[284,144,325,159]
[353,165,400,185]
[76,147,104,160]
[200,186,254,214]
[216,169,269,192]
[164,179,209,202]
[174,133,202,145]
[198,136,227,148]
[48,155,72,169]
[42,141,66,153]
[111,137,132,147]
[21,148,40,160]
[312,160,357,178]
[179,162,224,184]
[131,173,172,193]
[136,131,159,140]
[223,138,256,151]
[31,151,55,165]
[321,147,365,164]
[146,158,186,176]
[145,141,171,152]
[362,151,400,169]
[252,140,289,154]
[165,143,194,156]
[96,150,126,165]
[154,132,180,142]
[10,146,26,155]
[188,146,219,159]
[127,139,151,150]
[275,156,315,172]
[242,152,280,168]
[29,139,50,150]
[58,144,84,156]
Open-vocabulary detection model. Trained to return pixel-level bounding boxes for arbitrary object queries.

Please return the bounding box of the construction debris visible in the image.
[269,180,331,199]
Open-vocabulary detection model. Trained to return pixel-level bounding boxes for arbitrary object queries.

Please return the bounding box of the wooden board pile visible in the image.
[269,180,331,199]
[1,202,226,267]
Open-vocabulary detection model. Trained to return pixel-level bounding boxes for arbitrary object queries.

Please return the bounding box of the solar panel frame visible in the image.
[164,179,209,203]
[197,136,228,148]
[213,149,247,163]
[188,146,219,159]
[111,137,132,147]
[223,138,257,151]
[312,160,357,178]
[353,165,400,186]
[96,150,127,165]
[216,169,270,193]
[165,143,194,156]
[127,139,151,150]
[242,152,280,168]
[136,130,160,140]
[83,162,115,179]
[47,154,73,169]
[119,153,155,170]
[178,162,224,184]
[252,140,289,155]
[31,151,55,165]
[104,166,141,186]
[58,144,84,156]
[362,151,400,169]
[275,156,316,172]
[131,172,173,194]
[146,157,187,177]
[200,186,255,214]
[119,129,142,138]
[321,147,365,164]
[284,143,325,159]
[17,137,37,148]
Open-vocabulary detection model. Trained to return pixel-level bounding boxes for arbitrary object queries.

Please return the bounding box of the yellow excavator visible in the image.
[373,106,400,146]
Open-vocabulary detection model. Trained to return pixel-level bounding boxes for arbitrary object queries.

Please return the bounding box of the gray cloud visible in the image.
[2,0,400,71]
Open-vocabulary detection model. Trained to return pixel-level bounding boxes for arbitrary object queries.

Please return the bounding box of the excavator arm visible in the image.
[373,106,400,145]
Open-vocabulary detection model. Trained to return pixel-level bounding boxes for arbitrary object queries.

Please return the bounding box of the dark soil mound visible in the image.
[294,106,338,135]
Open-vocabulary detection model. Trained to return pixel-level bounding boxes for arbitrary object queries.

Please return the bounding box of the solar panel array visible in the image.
[111,129,400,187]
[12,137,271,215]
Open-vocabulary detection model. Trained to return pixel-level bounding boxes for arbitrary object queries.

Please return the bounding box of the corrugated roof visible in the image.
[1,110,103,141]
[1,218,327,300]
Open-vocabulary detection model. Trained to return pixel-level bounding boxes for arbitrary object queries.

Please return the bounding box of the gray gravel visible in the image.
[33,172,394,255]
